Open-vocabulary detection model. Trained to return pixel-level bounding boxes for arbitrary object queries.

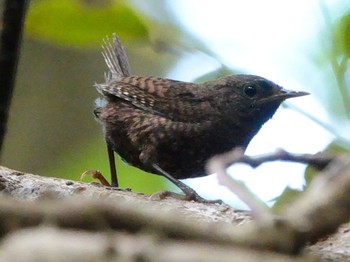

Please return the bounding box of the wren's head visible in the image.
[206,75,308,141]
[207,74,308,122]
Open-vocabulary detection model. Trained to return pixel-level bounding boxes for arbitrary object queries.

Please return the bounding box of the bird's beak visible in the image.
[277,88,309,100]
[258,87,309,104]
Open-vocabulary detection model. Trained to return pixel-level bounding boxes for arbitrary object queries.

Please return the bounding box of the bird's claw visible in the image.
[150,190,223,204]
[81,170,111,186]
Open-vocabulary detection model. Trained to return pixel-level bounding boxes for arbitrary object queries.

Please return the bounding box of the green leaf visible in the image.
[335,11,350,58]
[25,0,148,47]
[272,187,302,211]
[323,139,350,154]
[305,140,349,185]
[304,164,318,186]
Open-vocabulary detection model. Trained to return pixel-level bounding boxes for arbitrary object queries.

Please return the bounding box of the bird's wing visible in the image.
[95,76,217,122]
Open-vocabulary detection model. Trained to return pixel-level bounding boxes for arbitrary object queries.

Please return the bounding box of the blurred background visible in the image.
[1,0,350,208]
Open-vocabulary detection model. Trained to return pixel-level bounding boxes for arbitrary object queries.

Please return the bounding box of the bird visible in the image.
[93,34,309,202]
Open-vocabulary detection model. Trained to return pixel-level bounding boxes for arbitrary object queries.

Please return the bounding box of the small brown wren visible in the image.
[94,34,308,202]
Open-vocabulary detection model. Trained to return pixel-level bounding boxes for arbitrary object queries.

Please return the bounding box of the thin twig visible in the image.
[207,148,350,253]
[207,148,272,220]
[206,148,334,219]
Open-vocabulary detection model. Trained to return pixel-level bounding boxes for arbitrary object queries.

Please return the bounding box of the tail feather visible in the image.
[102,34,131,80]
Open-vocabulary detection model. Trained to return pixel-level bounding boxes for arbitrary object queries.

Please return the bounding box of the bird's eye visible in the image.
[243,86,257,97]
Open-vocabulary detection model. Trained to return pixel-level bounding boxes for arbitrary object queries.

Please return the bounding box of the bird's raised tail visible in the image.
[102,34,131,80]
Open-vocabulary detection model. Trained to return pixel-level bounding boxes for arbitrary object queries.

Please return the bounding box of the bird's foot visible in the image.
[81,170,132,192]
[150,190,187,201]
[150,164,223,204]
[81,170,111,186]
[181,188,223,204]
[150,189,223,204]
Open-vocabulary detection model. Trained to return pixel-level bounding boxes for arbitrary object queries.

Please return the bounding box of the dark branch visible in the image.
[0,0,29,153]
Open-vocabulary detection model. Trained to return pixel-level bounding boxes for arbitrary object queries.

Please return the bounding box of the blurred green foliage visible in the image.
[335,12,350,58]
[317,6,350,120]
[272,186,302,211]
[26,0,148,47]
[303,141,350,188]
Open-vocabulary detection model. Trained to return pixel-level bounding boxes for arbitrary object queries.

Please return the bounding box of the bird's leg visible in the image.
[139,147,222,204]
[81,144,119,187]
[80,144,118,187]
[151,164,223,204]
[107,143,119,187]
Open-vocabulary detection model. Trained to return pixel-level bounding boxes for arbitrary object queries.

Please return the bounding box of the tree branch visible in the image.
[1,148,350,261]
